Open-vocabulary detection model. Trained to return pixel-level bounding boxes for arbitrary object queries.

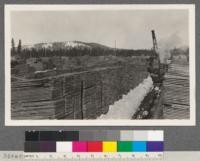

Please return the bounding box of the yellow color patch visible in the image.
[103,141,117,152]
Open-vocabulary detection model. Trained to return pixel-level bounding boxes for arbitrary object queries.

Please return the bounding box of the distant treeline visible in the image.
[170,47,189,62]
[170,47,189,56]
[11,47,156,59]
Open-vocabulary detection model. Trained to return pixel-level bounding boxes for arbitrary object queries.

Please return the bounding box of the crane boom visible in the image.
[151,30,158,51]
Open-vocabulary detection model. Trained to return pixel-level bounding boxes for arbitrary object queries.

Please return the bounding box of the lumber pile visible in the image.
[11,64,148,120]
[11,78,61,119]
[163,62,190,119]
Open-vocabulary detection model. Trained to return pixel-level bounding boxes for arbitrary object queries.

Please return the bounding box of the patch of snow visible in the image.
[23,41,91,50]
[64,41,91,48]
[42,43,53,48]
[98,76,153,119]
[34,69,51,74]
[22,44,35,49]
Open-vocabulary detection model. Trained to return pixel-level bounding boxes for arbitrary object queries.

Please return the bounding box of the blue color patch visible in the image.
[132,141,147,152]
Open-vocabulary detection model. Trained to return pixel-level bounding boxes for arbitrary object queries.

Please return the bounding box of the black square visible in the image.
[39,131,57,141]
[25,131,39,141]
[64,131,79,141]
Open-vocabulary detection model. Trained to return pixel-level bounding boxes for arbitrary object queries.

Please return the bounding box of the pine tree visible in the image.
[11,38,16,56]
[11,38,15,50]
[17,39,22,54]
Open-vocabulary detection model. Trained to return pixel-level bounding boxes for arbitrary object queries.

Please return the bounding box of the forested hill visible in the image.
[22,41,111,51]
[11,40,156,58]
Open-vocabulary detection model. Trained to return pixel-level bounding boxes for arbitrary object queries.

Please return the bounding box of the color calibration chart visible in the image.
[23,130,164,161]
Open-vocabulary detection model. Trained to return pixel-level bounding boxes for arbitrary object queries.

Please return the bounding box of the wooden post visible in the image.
[80,81,84,119]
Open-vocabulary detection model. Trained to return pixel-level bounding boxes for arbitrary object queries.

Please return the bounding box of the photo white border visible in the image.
[4,4,196,126]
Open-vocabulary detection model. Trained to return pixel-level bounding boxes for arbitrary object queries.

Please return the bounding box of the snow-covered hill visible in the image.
[22,41,110,50]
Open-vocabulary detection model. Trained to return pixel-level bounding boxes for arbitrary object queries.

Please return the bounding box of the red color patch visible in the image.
[87,141,102,152]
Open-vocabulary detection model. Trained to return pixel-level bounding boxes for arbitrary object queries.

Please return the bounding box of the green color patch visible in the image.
[117,141,132,152]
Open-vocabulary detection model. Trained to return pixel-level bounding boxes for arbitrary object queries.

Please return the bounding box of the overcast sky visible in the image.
[11,10,189,49]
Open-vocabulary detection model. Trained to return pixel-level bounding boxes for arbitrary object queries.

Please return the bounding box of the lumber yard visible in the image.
[11,30,189,120]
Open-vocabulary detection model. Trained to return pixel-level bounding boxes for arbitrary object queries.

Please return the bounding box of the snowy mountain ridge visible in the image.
[22,41,110,50]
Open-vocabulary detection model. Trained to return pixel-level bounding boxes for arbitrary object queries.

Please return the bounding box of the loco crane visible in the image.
[152,30,158,51]
[148,30,163,84]
[132,30,163,120]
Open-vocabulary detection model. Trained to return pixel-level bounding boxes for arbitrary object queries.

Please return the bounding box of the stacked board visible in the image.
[11,78,56,119]
[11,65,148,120]
[163,62,190,119]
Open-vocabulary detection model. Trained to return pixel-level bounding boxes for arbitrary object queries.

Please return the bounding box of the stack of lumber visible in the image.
[11,78,58,119]
[163,62,190,119]
[11,64,149,120]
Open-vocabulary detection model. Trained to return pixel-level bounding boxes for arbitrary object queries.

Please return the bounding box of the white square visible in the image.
[148,131,164,141]
[56,142,72,152]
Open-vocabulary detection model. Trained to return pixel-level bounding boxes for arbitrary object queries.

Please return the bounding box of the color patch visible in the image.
[24,141,40,152]
[133,141,147,152]
[53,131,66,141]
[147,141,164,152]
[92,131,107,140]
[39,131,67,141]
[117,141,132,152]
[64,131,79,141]
[87,141,102,152]
[39,131,79,141]
[79,131,95,141]
[133,131,148,141]
[148,131,164,141]
[106,130,120,141]
[25,131,39,141]
[40,141,56,152]
[39,131,58,141]
[56,142,72,152]
[120,131,134,141]
[103,141,117,152]
[73,141,87,152]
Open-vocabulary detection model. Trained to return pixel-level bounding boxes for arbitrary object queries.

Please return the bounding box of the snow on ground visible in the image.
[42,43,53,48]
[64,41,90,48]
[23,41,91,50]
[98,76,153,119]
[22,44,35,50]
